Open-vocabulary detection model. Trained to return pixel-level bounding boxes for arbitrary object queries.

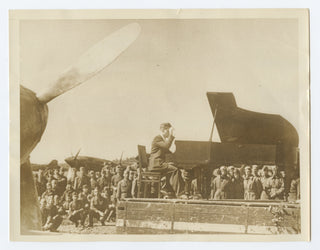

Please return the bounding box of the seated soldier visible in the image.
[78,184,90,224]
[41,182,54,200]
[88,187,109,227]
[42,195,63,232]
[60,183,74,203]
[68,192,85,227]
[61,193,72,213]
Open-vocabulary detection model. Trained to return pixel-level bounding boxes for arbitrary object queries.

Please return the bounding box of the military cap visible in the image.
[271,165,278,170]
[244,165,251,171]
[227,166,235,172]
[220,166,227,171]
[213,168,221,177]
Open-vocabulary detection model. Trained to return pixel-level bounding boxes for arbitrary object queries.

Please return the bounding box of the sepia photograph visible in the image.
[9,9,310,241]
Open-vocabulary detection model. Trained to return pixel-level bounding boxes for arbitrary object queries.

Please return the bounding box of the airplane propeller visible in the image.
[74,148,81,161]
[20,22,141,233]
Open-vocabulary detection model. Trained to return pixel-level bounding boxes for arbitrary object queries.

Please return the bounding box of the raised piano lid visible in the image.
[206,92,299,147]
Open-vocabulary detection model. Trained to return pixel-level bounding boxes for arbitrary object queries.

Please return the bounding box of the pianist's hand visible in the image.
[169,127,175,137]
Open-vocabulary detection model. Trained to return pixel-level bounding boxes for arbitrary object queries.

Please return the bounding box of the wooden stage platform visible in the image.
[116,199,300,234]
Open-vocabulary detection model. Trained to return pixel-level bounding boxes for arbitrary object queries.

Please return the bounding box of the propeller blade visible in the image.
[74,148,81,160]
[119,151,124,165]
[37,23,141,103]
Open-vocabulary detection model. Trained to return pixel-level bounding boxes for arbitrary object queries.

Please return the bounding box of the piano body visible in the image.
[116,92,301,234]
[172,92,299,176]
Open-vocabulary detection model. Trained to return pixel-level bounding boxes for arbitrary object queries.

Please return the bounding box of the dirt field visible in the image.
[58,220,117,234]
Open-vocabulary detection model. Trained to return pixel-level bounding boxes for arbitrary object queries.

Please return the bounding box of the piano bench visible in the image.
[138,172,162,198]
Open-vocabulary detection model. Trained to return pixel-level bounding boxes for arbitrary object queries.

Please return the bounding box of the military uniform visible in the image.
[288,178,300,201]
[210,175,230,200]
[231,176,244,199]
[259,177,270,200]
[88,195,109,226]
[90,177,98,191]
[190,178,202,199]
[253,175,263,199]
[42,205,63,232]
[111,174,123,188]
[60,188,73,203]
[131,177,140,198]
[243,175,258,200]
[266,176,285,200]
[41,189,54,200]
[68,199,84,226]
[117,178,132,200]
[98,175,112,190]
[73,175,90,192]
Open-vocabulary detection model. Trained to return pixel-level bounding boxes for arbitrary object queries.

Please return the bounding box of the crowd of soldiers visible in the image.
[194,164,300,201]
[33,162,300,232]
[34,164,139,232]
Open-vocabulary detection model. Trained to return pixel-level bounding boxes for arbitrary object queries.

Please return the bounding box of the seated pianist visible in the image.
[148,122,187,198]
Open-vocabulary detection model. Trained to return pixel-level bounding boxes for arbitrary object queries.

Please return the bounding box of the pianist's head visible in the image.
[160,122,172,138]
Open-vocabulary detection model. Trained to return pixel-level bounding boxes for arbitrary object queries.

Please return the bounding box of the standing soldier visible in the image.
[117,171,132,201]
[260,165,270,200]
[98,169,112,192]
[74,167,90,192]
[252,165,263,198]
[288,172,300,202]
[88,170,98,191]
[243,166,258,200]
[111,165,124,188]
[131,169,141,198]
[67,167,77,186]
[227,166,235,199]
[232,168,244,199]
[265,166,285,200]
[210,166,230,200]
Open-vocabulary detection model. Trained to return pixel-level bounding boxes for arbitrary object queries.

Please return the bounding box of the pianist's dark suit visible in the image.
[148,134,182,196]
[148,134,175,171]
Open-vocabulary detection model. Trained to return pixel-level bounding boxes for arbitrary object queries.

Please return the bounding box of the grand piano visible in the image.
[172,92,299,174]
[117,92,301,234]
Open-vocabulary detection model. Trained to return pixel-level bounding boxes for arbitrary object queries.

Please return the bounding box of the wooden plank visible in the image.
[116,200,300,234]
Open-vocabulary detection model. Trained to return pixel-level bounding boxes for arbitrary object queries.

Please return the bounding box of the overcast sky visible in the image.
[20,18,299,164]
